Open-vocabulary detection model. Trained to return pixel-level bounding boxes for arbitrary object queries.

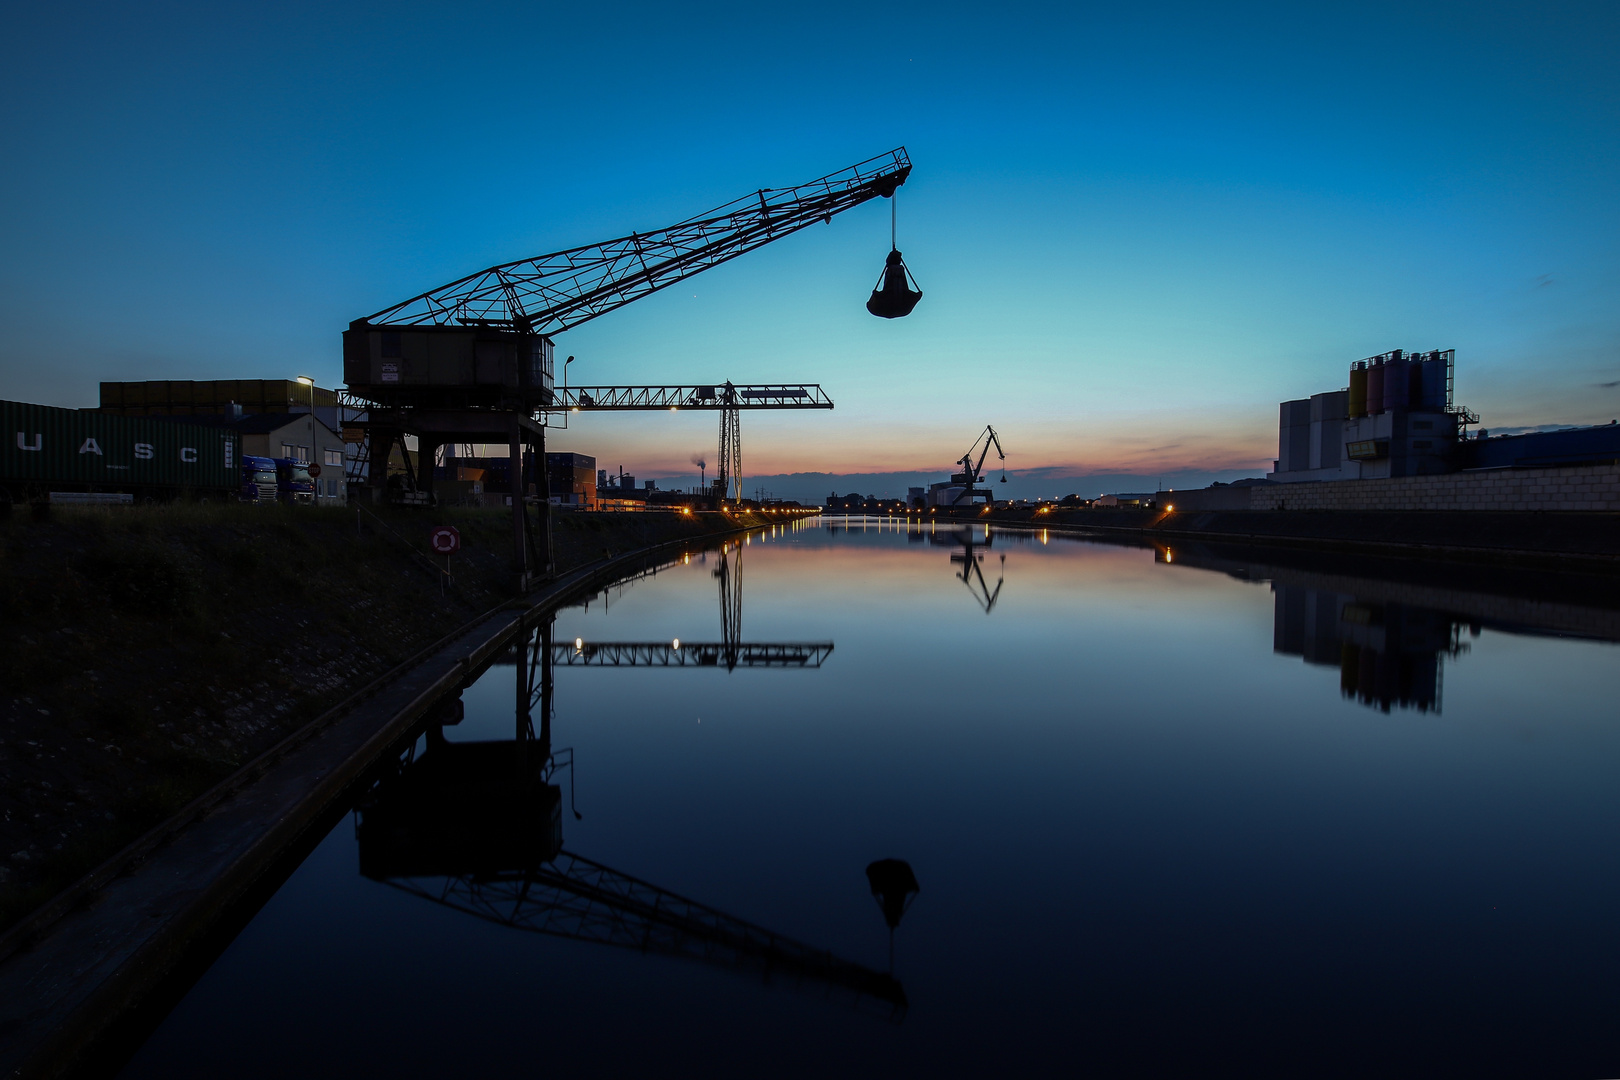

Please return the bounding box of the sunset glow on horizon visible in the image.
[4,3,1617,495]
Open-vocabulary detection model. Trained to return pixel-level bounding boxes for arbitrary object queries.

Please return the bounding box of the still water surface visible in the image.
[124,520,1620,1077]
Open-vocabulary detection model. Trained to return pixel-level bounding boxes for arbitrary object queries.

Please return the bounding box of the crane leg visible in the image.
[417,437,438,505]
[532,429,554,580]
[510,418,529,590]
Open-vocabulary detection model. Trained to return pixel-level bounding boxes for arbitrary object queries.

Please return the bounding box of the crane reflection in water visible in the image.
[352,549,906,1018]
[935,526,1005,614]
[832,517,1011,613]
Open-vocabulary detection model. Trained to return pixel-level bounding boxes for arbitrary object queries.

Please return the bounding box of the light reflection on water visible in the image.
[123,518,1620,1078]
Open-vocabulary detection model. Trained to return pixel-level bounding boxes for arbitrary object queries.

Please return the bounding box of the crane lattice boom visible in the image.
[362,149,911,334]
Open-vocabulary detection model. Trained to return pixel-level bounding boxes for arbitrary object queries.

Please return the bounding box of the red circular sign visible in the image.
[429,525,461,555]
[307,463,322,478]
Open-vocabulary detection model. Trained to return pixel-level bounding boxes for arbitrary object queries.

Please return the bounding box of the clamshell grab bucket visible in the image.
[866,249,923,319]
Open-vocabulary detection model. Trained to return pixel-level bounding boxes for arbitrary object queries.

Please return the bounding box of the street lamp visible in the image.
[296,376,316,503]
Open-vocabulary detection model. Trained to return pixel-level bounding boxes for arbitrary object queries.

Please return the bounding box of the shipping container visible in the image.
[1,399,239,503]
[98,379,339,417]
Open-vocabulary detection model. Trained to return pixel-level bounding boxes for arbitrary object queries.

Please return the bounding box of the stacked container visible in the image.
[2,399,239,498]
[99,380,338,417]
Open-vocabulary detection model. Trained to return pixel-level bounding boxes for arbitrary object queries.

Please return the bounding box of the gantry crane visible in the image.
[343,149,913,587]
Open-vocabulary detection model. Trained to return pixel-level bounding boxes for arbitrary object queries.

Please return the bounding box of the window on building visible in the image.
[324,448,344,466]
[281,443,295,458]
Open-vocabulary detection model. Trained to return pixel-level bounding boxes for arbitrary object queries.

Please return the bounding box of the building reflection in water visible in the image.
[1272,583,1468,713]
[1149,539,1620,716]
[352,560,905,1018]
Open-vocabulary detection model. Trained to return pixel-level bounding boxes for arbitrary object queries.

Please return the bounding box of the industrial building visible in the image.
[1271,350,1464,483]
[1462,422,1620,470]
[193,412,348,504]
[1269,348,1620,485]
[547,453,596,509]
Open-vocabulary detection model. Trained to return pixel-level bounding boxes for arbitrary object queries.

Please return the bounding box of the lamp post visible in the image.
[296,376,316,503]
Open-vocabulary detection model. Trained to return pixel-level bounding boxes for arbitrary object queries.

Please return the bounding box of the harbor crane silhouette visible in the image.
[342,150,912,584]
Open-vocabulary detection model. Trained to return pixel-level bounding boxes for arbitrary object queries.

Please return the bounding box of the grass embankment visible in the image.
[0,503,755,931]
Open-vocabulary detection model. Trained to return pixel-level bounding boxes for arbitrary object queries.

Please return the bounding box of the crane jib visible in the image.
[360,149,911,335]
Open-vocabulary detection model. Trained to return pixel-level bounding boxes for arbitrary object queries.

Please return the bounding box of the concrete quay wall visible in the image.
[1251,464,1620,513]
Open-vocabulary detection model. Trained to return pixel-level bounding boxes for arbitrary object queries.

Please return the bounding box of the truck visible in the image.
[274,458,316,505]
[2,398,240,508]
[240,455,279,504]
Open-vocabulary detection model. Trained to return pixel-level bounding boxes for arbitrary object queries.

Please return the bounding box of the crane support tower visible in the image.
[343,150,911,590]
[717,385,742,504]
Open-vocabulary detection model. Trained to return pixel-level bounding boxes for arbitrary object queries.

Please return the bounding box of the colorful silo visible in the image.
[1366,358,1386,415]
[1348,361,1368,417]
[1382,351,1411,412]
[1419,351,1448,410]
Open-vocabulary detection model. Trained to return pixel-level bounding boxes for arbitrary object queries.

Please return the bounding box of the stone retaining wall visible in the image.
[1251,464,1620,512]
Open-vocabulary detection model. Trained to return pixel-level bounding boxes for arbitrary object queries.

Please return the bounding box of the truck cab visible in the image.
[241,455,279,504]
[274,458,316,505]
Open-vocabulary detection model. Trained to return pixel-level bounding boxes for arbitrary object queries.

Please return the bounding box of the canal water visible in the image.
[122,519,1620,1077]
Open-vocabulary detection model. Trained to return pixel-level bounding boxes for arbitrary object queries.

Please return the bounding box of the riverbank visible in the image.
[0,504,763,932]
[888,507,1620,569]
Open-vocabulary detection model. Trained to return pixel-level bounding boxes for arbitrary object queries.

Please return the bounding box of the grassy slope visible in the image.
[0,502,753,931]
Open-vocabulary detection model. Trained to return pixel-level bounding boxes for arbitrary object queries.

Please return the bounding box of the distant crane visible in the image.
[948,426,1006,506]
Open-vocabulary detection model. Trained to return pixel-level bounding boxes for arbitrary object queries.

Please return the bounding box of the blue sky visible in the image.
[3,1,1617,497]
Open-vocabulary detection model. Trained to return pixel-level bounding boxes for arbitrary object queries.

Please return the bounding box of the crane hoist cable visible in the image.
[866,189,923,319]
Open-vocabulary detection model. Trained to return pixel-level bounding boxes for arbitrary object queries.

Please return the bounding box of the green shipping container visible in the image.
[1,399,239,498]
